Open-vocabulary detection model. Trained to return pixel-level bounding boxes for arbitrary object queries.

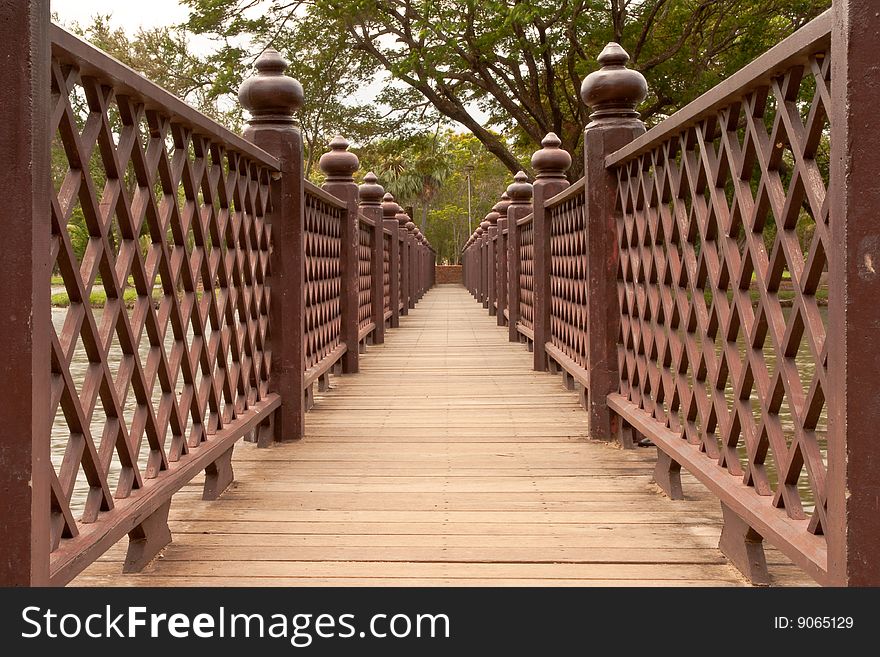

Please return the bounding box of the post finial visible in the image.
[395,207,411,228]
[238,49,303,130]
[495,191,512,219]
[319,135,359,183]
[382,192,401,220]
[507,171,533,205]
[580,42,647,124]
[531,133,572,181]
[359,172,385,207]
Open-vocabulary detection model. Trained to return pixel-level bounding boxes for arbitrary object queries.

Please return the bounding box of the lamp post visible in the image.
[465,163,474,234]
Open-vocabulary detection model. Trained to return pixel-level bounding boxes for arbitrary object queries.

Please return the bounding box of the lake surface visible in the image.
[51,306,205,514]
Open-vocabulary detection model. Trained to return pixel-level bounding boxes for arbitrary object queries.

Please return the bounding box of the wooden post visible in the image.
[359,172,385,344]
[479,219,490,307]
[486,209,499,315]
[396,206,411,315]
[827,0,880,586]
[580,43,646,441]
[414,229,424,301]
[382,193,402,328]
[531,133,571,371]
[0,0,51,586]
[320,137,360,373]
[506,172,533,342]
[406,219,418,308]
[239,49,306,442]
[495,193,511,327]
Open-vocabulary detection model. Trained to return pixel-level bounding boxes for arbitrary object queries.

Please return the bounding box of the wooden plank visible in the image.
[71,577,749,587]
[74,286,812,587]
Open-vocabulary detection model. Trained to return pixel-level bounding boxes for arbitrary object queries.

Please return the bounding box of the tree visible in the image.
[356,131,454,232]
[184,0,831,178]
[68,14,235,125]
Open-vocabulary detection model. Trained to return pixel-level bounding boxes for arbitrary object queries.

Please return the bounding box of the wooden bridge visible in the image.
[73,286,809,586]
[2,2,879,588]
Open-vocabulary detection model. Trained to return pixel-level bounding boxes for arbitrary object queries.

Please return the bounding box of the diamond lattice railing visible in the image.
[358,218,374,333]
[383,231,392,318]
[398,235,405,311]
[518,218,535,332]
[48,53,276,563]
[549,192,589,370]
[303,184,343,369]
[613,49,832,543]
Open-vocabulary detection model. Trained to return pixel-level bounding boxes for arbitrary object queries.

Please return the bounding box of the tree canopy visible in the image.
[184,0,831,177]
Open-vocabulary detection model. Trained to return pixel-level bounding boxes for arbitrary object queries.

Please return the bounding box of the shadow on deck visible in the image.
[74,285,811,586]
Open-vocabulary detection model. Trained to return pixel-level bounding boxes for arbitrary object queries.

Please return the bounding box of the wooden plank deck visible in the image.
[74,285,812,586]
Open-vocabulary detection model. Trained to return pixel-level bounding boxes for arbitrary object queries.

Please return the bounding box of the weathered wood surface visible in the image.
[74,285,811,587]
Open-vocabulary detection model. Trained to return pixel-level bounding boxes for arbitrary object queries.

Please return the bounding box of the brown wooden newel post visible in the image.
[320,136,360,373]
[479,217,491,308]
[396,206,411,315]
[0,0,52,586]
[485,208,500,315]
[359,172,385,344]
[495,192,512,327]
[239,48,306,443]
[827,0,880,586]
[531,133,571,370]
[580,44,646,441]
[507,172,533,342]
[414,228,424,301]
[382,193,402,328]
[406,218,418,308]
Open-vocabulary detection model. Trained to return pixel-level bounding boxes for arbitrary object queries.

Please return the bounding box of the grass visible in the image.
[51,288,162,308]
[703,286,828,308]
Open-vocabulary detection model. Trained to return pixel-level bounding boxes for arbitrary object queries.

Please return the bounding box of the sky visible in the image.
[52,0,192,32]
[50,0,487,131]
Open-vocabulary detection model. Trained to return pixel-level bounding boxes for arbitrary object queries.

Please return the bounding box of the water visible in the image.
[50,305,208,515]
[662,304,828,512]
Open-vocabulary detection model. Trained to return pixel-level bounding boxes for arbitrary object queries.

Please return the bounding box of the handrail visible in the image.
[0,19,437,586]
[544,178,585,211]
[457,2,874,586]
[50,24,279,171]
[606,9,832,168]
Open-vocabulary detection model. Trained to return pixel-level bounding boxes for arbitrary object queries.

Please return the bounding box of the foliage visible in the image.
[68,14,236,125]
[184,0,831,177]
[356,131,520,264]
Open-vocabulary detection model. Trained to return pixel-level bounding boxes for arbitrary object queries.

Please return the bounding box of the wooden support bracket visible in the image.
[123,500,172,573]
[654,449,683,499]
[719,502,770,586]
[617,420,637,449]
[202,446,234,500]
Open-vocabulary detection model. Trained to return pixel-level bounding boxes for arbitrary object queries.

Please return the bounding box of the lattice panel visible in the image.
[550,195,588,369]
[497,230,507,313]
[48,59,274,555]
[357,218,373,332]
[614,51,831,538]
[383,232,391,316]
[304,189,342,368]
[398,235,405,311]
[519,220,535,330]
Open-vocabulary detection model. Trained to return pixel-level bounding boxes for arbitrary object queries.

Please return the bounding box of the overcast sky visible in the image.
[50,0,486,131]
[52,0,192,31]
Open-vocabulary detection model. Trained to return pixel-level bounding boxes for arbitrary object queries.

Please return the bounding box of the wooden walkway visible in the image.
[75,285,810,586]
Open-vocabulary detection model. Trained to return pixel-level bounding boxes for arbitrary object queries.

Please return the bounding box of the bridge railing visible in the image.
[0,10,434,586]
[461,2,880,586]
